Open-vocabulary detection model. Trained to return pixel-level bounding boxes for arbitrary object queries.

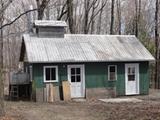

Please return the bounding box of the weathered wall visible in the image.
[38,27,65,38]
[30,61,149,100]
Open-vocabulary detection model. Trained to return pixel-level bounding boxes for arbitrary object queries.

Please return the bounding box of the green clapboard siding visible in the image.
[31,61,149,96]
[85,63,107,88]
[139,62,149,94]
[32,64,67,88]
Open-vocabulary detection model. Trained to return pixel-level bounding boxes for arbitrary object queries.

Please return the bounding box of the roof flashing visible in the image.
[34,20,67,27]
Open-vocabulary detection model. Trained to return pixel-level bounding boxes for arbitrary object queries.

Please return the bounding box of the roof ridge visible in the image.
[65,34,136,37]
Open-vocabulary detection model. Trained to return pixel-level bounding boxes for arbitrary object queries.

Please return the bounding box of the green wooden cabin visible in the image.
[20,20,154,102]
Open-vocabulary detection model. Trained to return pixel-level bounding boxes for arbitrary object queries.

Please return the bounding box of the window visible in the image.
[108,65,117,81]
[44,66,58,82]
[71,68,81,82]
[128,67,135,81]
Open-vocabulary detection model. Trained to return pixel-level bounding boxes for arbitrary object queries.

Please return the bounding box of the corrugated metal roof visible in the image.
[21,34,155,63]
[34,20,67,27]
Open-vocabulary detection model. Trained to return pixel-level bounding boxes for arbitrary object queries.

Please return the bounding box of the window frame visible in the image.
[43,66,58,83]
[70,67,81,83]
[127,67,136,81]
[108,65,117,81]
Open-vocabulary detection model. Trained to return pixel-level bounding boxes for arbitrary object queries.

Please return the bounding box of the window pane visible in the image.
[131,68,135,74]
[128,68,131,74]
[51,68,56,80]
[110,66,115,72]
[128,75,135,81]
[110,72,116,80]
[76,75,81,82]
[109,66,116,80]
[76,68,80,74]
[71,76,76,82]
[46,68,50,81]
[71,68,75,75]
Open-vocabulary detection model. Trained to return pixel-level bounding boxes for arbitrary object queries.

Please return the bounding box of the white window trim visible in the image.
[43,66,58,83]
[108,65,117,81]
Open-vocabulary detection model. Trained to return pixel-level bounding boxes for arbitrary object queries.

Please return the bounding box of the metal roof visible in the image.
[21,34,155,63]
[34,20,67,27]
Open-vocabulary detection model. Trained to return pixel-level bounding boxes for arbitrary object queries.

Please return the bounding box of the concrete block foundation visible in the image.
[86,87,117,99]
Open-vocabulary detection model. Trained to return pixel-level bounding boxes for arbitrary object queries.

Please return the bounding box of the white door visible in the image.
[68,65,85,98]
[125,64,139,95]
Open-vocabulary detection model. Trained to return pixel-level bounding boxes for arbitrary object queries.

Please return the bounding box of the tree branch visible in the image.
[0,8,37,30]
[57,1,67,20]
[88,0,107,30]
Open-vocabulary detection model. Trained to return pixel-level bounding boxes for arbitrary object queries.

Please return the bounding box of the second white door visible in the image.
[68,65,85,98]
[125,64,139,95]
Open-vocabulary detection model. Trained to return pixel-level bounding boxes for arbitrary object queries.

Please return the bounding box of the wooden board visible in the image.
[36,88,44,102]
[46,84,60,102]
[43,87,47,102]
[46,84,53,102]
[62,81,71,101]
[53,86,60,101]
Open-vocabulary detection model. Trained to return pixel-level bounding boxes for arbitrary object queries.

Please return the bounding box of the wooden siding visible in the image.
[139,62,149,94]
[31,62,149,96]
[38,27,65,38]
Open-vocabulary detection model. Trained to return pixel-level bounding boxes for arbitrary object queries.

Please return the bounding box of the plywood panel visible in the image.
[46,84,60,102]
[62,81,71,101]
[53,86,60,101]
[36,88,44,102]
[43,87,47,102]
[46,84,53,102]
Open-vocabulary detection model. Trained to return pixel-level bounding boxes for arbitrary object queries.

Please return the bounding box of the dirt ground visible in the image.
[2,89,160,120]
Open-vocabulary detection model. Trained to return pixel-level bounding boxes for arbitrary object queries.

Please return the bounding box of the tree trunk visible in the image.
[90,2,96,34]
[67,0,75,33]
[135,0,141,37]
[0,1,4,116]
[97,3,103,34]
[135,0,138,37]
[36,0,50,20]
[84,0,90,34]
[155,0,159,89]
[110,0,115,34]
[116,0,121,35]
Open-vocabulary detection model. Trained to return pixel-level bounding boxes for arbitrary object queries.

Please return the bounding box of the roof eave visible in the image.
[25,59,155,64]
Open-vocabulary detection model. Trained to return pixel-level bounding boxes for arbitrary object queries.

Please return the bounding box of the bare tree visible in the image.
[116,0,121,35]
[90,1,97,34]
[0,1,4,116]
[36,0,50,20]
[110,0,115,34]
[0,0,13,116]
[84,0,106,34]
[97,1,104,34]
[57,1,67,20]
[155,0,159,89]
[67,0,74,33]
[135,0,141,37]
[84,0,90,34]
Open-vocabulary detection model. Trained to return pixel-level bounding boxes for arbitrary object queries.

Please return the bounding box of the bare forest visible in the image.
[0,0,159,118]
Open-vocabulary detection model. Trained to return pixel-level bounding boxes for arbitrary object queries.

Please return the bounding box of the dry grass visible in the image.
[3,89,160,120]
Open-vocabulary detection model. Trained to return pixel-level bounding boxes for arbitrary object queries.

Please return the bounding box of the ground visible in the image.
[2,89,160,120]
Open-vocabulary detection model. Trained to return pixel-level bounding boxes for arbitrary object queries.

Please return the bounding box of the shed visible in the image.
[20,20,154,102]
